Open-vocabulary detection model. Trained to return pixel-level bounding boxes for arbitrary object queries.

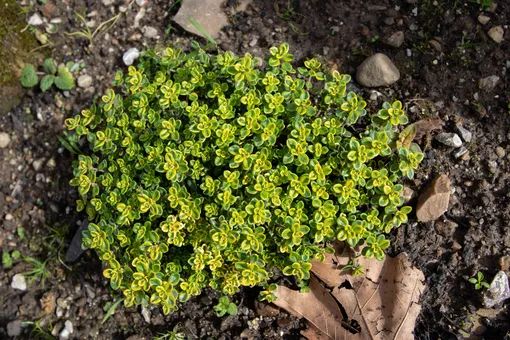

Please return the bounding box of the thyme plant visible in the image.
[66,43,423,314]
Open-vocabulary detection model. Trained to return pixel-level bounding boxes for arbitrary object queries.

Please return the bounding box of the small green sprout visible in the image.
[22,256,50,287]
[214,296,237,317]
[468,272,490,290]
[2,251,13,269]
[65,11,121,46]
[102,298,124,324]
[21,59,75,91]
[341,258,364,277]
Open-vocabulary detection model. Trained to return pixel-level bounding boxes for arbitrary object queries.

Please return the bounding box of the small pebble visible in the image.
[436,133,463,148]
[28,14,43,26]
[495,146,506,159]
[0,132,11,148]
[11,274,27,291]
[143,26,158,39]
[77,75,93,88]
[456,126,472,143]
[32,158,45,172]
[488,26,504,43]
[123,48,140,66]
[7,321,22,337]
[454,147,468,159]
[478,14,490,25]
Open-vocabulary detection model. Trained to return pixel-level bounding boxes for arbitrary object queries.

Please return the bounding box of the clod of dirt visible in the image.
[40,291,57,314]
[416,174,451,222]
[173,0,229,39]
[356,53,400,87]
[434,218,457,237]
[274,245,425,340]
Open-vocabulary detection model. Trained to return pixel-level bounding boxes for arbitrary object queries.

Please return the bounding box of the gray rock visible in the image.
[356,53,400,87]
[173,0,229,39]
[416,174,451,222]
[384,31,404,48]
[479,75,500,91]
[456,126,472,143]
[102,0,115,5]
[141,305,151,323]
[488,26,504,43]
[77,75,93,88]
[32,158,45,172]
[11,274,27,291]
[143,26,158,39]
[435,133,462,148]
[478,14,490,25]
[28,14,43,26]
[484,271,510,308]
[65,219,89,262]
[0,132,11,148]
[7,320,22,337]
[123,48,140,66]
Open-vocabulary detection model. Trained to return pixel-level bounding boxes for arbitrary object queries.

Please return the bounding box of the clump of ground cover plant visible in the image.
[65,42,423,314]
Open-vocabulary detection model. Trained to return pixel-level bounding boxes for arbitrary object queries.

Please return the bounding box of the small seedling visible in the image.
[23,320,54,340]
[341,258,365,277]
[153,325,186,340]
[21,59,75,91]
[57,131,82,154]
[188,18,217,46]
[23,256,50,287]
[469,272,490,290]
[214,296,237,317]
[468,0,494,11]
[66,11,121,46]
[2,251,13,269]
[102,298,123,324]
[17,227,25,240]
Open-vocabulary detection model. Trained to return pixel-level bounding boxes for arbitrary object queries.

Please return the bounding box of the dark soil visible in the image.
[1,0,509,339]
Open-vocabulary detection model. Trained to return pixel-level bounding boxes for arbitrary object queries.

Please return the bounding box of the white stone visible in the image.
[7,321,22,337]
[456,126,472,143]
[478,14,490,25]
[356,53,400,87]
[435,133,462,148]
[0,132,11,148]
[143,26,158,39]
[123,48,140,66]
[28,14,43,26]
[102,0,115,6]
[77,75,93,88]
[488,26,504,43]
[32,158,45,172]
[11,274,27,291]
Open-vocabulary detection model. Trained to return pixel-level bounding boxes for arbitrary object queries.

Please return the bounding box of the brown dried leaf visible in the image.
[411,118,443,141]
[274,245,425,340]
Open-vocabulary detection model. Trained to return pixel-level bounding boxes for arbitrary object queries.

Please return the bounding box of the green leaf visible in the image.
[40,75,55,92]
[54,65,75,90]
[188,18,217,46]
[102,298,123,324]
[2,251,13,269]
[42,58,57,75]
[21,64,39,88]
